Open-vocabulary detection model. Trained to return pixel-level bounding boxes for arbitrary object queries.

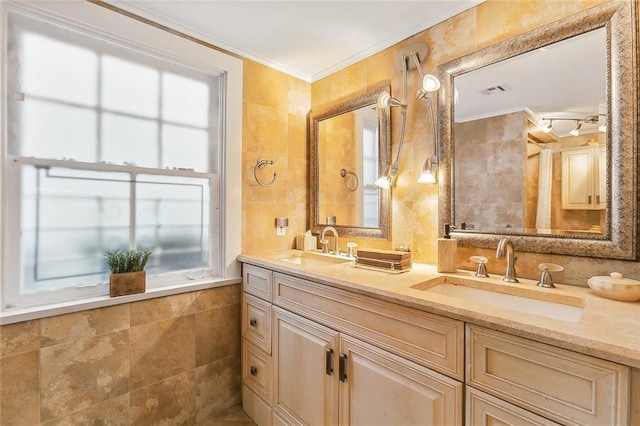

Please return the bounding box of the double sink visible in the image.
[278,250,585,323]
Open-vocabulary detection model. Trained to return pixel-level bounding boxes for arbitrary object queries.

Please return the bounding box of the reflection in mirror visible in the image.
[454,27,606,236]
[309,83,390,239]
[318,105,379,227]
[438,2,638,259]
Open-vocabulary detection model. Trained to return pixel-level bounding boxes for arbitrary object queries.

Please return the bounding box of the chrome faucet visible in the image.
[496,237,519,283]
[320,226,339,254]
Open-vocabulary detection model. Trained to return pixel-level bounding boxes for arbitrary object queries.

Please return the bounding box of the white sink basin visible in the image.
[280,251,354,267]
[412,277,584,323]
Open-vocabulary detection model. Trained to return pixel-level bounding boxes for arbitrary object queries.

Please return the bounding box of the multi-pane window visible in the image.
[4,10,223,309]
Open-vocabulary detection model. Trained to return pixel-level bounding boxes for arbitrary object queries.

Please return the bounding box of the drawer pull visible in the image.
[339,353,347,382]
[249,318,258,327]
[325,348,334,376]
[250,366,258,376]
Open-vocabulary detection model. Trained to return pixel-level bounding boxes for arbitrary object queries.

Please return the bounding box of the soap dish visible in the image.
[588,272,640,302]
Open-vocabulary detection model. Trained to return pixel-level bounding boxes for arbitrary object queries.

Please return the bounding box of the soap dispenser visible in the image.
[437,224,457,273]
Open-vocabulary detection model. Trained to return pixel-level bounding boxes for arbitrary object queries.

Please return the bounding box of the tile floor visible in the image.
[197,405,256,426]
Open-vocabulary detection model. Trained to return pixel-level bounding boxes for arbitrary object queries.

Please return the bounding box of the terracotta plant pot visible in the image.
[109,271,146,297]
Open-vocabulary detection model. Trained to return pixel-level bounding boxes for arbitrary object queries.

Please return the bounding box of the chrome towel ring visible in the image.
[340,168,359,192]
[254,158,277,187]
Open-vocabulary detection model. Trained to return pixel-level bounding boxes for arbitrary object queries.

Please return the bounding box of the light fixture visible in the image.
[569,120,582,136]
[538,114,605,136]
[375,54,409,189]
[409,50,441,184]
[417,157,437,184]
[377,91,405,109]
[539,119,553,133]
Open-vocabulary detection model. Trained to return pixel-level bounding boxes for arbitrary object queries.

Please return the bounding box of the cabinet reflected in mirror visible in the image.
[309,83,391,239]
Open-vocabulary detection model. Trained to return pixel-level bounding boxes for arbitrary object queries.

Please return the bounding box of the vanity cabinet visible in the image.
[241,264,464,426]
[466,324,629,425]
[272,306,462,426]
[561,145,605,210]
[242,262,632,426]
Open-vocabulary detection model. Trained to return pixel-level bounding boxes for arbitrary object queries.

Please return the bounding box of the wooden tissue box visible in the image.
[296,234,317,251]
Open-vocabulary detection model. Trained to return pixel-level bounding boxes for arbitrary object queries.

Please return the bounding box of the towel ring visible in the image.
[254,158,277,187]
[340,168,359,192]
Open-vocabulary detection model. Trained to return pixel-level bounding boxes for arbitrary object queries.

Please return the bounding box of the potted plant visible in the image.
[103,247,152,297]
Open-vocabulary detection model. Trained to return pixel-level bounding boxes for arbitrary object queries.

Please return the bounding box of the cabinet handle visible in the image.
[588,195,592,204]
[325,348,334,376]
[339,353,347,382]
[250,366,258,376]
[249,318,257,327]
[596,194,601,204]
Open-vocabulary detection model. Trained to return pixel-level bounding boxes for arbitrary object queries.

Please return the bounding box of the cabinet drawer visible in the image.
[466,386,559,426]
[243,340,273,405]
[243,385,272,426]
[466,325,629,425]
[274,272,464,380]
[243,293,272,353]
[243,264,273,301]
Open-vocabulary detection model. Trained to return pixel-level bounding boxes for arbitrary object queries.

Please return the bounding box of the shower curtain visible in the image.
[536,149,553,232]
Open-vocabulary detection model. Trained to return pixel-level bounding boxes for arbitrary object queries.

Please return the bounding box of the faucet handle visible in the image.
[537,263,564,288]
[346,242,358,257]
[470,255,489,278]
[319,238,329,253]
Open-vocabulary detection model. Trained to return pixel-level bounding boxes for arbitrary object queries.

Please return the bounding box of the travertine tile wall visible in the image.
[309,0,637,285]
[455,112,526,231]
[242,60,311,254]
[0,285,241,424]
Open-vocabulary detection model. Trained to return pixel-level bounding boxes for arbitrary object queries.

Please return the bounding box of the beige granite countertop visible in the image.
[238,249,640,368]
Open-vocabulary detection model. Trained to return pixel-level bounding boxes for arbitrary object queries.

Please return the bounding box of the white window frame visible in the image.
[0,1,242,324]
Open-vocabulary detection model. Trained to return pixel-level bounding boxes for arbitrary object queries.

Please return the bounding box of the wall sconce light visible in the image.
[409,50,441,185]
[417,157,437,184]
[375,42,441,189]
[375,54,409,189]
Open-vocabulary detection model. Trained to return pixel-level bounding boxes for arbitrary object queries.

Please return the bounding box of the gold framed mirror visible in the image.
[309,83,391,239]
[438,1,638,260]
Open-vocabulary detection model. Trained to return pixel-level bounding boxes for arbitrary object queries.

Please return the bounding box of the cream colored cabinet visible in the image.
[272,307,462,426]
[561,145,605,210]
[242,265,275,425]
[466,324,629,425]
[272,307,339,425]
[339,334,462,425]
[242,264,465,426]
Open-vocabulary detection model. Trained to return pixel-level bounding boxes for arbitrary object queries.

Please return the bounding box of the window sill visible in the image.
[0,276,242,325]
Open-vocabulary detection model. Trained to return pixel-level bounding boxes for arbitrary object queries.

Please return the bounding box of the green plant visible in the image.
[103,247,152,274]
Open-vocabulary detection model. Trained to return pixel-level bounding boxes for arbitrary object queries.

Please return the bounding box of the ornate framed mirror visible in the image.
[438,1,638,259]
[309,83,391,239]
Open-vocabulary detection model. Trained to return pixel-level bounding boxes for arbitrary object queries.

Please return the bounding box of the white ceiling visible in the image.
[105,0,484,82]
[455,27,606,137]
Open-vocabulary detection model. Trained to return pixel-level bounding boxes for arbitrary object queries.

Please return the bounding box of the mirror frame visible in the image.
[309,82,391,239]
[438,1,638,260]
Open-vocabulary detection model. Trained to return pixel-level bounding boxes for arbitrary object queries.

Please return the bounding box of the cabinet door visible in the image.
[562,148,593,210]
[272,307,339,426]
[339,334,462,426]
